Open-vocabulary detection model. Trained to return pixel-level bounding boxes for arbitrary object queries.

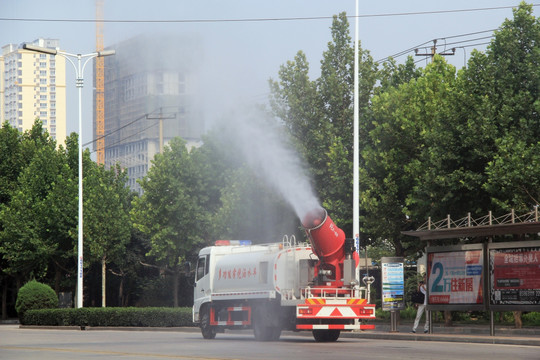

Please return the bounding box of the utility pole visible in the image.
[146,108,176,154]
[415,39,456,62]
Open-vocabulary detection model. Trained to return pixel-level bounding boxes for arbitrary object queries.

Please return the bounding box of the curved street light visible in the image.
[23,43,115,308]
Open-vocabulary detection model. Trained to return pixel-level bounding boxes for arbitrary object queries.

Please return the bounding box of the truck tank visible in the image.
[211,243,315,301]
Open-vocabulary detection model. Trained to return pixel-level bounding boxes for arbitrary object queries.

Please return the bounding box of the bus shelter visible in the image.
[402,208,540,336]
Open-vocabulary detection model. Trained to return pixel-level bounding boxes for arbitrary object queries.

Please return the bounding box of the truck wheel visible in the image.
[200,308,216,339]
[270,326,282,341]
[253,316,270,341]
[312,329,340,342]
[253,311,281,341]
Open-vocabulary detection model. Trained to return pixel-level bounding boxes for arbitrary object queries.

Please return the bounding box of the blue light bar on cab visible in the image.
[214,240,252,246]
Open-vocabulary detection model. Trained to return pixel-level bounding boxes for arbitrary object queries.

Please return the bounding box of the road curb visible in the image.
[16,324,540,346]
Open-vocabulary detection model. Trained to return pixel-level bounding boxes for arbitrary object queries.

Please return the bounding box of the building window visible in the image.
[40,70,47,76]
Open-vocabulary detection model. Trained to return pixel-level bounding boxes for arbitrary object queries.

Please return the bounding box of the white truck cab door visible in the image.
[193,254,211,322]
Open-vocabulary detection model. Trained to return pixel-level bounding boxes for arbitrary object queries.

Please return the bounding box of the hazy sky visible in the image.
[1,0,537,148]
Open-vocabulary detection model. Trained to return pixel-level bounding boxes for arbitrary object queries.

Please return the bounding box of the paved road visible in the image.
[1,325,539,360]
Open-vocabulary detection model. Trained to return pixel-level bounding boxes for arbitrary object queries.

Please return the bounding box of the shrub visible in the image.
[16,280,58,323]
[522,312,540,326]
[23,307,195,327]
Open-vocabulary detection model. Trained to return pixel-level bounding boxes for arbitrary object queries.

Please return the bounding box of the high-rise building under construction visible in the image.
[96,33,204,193]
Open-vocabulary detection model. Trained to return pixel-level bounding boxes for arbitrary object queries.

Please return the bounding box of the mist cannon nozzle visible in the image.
[302,207,349,287]
[301,207,326,229]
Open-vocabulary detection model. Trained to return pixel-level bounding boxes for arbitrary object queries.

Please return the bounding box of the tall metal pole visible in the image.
[353,0,360,279]
[22,44,114,308]
[76,54,84,309]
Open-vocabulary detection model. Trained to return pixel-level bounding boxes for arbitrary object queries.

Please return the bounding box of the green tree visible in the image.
[403,58,475,222]
[406,3,540,223]
[0,122,25,206]
[360,58,456,257]
[0,123,63,282]
[481,3,540,211]
[39,135,78,293]
[0,122,27,319]
[84,162,131,306]
[211,166,300,244]
[376,56,422,95]
[131,137,208,307]
[270,12,377,236]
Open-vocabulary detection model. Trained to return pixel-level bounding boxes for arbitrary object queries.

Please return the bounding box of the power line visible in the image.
[412,41,491,65]
[1,4,538,24]
[377,29,498,63]
[436,36,494,48]
[82,112,149,147]
[82,106,182,148]
[88,122,159,154]
[438,28,498,40]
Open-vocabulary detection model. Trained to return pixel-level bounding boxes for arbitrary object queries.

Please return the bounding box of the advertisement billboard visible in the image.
[381,257,405,311]
[489,241,540,309]
[426,245,484,310]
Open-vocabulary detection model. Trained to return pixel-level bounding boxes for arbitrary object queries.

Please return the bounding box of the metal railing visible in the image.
[416,206,539,231]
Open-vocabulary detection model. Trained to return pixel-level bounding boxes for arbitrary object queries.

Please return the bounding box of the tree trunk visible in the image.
[444,310,453,326]
[172,271,179,307]
[513,311,522,328]
[1,277,7,320]
[118,276,124,307]
[102,256,106,307]
[55,266,61,294]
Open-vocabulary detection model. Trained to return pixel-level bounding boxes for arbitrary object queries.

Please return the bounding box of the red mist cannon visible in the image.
[302,208,358,290]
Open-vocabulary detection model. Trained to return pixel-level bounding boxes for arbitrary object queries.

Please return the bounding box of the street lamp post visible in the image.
[23,43,115,308]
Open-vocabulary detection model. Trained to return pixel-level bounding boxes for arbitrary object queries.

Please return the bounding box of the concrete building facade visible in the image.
[96,33,204,193]
[1,38,67,144]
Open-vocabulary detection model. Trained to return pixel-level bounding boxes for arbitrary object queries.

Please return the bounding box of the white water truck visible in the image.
[192,208,375,342]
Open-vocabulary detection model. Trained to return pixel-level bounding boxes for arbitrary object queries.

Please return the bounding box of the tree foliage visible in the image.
[270,12,377,235]
[131,137,209,306]
[271,3,540,258]
[0,121,135,312]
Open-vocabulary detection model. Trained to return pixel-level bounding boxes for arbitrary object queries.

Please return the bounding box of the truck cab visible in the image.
[193,248,212,324]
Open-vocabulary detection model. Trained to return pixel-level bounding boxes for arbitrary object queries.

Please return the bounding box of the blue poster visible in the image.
[381,258,405,311]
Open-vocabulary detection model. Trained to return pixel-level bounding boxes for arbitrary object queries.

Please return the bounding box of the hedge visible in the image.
[22,307,195,327]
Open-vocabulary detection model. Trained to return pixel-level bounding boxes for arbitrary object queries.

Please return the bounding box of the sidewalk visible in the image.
[343,322,540,346]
